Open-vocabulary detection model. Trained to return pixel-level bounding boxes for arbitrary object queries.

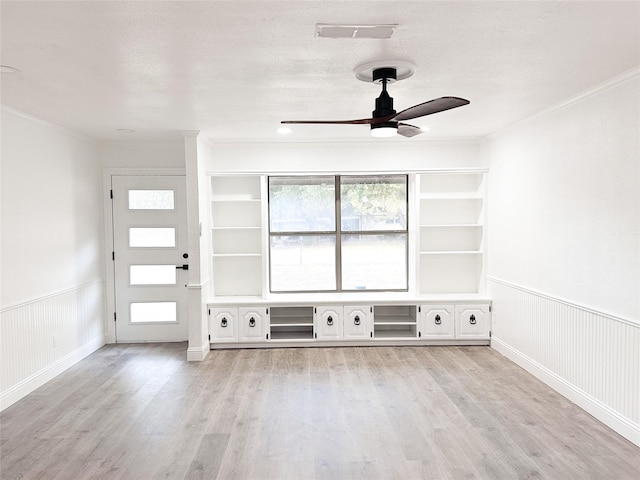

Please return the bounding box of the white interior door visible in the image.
[111,175,189,342]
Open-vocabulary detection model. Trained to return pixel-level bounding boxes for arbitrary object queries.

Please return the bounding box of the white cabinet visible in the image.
[315,305,343,340]
[239,306,268,342]
[343,305,372,340]
[418,173,486,294]
[210,176,265,297]
[208,301,490,346]
[455,305,491,340]
[209,307,238,342]
[419,305,454,339]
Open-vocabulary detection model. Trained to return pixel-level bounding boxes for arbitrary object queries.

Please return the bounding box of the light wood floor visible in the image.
[1,344,638,479]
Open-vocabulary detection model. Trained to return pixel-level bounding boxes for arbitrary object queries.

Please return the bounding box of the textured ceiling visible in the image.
[1,1,638,142]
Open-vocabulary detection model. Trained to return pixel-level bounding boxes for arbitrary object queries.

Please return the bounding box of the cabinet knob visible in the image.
[469,314,476,325]
[354,315,360,326]
[249,317,256,327]
[327,315,333,326]
[435,314,441,325]
[221,317,228,328]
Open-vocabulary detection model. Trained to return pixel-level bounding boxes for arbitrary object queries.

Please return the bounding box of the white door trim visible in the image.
[102,168,186,344]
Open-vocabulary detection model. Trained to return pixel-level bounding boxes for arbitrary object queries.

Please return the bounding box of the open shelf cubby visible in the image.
[373,305,417,339]
[269,306,315,341]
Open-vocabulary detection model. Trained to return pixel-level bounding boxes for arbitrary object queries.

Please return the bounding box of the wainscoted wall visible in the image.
[490,278,640,446]
[483,71,639,446]
[0,282,105,410]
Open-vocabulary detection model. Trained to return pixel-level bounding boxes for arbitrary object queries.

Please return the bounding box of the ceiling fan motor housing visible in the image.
[372,67,397,119]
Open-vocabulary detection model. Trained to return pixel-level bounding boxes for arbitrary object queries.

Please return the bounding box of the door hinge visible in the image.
[110,189,113,199]
[489,330,492,337]
[112,251,115,261]
[208,308,211,315]
[418,306,421,313]
[489,305,492,312]
[113,312,117,322]
[208,334,211,341]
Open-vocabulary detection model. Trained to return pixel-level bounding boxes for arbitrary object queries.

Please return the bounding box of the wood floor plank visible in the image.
[1,343,639,480]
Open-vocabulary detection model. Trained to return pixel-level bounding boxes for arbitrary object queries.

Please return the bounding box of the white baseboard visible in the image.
[186,340,210,362]
[0,335,105,412]
[492,336,640,447]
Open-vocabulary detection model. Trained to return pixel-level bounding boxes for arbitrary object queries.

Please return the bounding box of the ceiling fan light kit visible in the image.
[371,121,398,138]
[281,62,469,139]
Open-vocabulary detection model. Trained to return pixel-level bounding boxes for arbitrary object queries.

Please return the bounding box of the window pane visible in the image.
[129,227,176,247]
[269,177,335,232]
[130,265,176,285]
[341,175,407,231]
[128,190,175,210]
[341,234,407,290]
[270,235,336,291]
[130,302,177,323]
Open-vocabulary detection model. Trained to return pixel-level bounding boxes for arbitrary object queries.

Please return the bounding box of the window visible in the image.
[268,175,408,292]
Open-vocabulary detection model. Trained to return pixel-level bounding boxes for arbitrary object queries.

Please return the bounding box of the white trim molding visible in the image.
[186,340,210,362]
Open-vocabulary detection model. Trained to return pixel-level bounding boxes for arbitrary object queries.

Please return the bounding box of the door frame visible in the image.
[103,168,186,344]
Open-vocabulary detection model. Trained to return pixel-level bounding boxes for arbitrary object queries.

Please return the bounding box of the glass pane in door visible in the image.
[130,302,177,323]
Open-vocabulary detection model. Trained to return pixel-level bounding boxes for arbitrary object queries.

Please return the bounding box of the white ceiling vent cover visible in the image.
[315,24,397,39]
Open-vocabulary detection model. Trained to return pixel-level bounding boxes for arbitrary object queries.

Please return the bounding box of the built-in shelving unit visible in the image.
[210,176,264,297]
[206,171,491,350]
[418,173,486,294]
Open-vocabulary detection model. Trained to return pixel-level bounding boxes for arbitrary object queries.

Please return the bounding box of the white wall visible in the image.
[203,140,483,174]
[483,70,640,445]
[99,141,184,168]
[1,107,105,410]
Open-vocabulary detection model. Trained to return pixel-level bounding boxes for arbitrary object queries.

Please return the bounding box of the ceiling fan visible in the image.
[281,67,470,138]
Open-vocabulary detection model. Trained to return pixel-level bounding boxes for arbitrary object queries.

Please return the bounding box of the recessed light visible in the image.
[0,65,20,74]
[277,126,292,135]
[116,128,136,134]
[420,126,430,133]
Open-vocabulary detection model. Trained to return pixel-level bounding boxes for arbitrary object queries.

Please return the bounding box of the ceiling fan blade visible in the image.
[397,123,423,138]
[393,97,470,122]
[281,117,377,125]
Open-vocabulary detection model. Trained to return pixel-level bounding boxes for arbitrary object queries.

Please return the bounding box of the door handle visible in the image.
[176,264,189,270]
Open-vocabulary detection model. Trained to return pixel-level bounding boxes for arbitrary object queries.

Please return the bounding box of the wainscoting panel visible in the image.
[0,281,105,410]
[489,277,640,446]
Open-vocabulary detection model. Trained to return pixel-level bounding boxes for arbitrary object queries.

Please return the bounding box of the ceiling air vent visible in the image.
[315,24,397,39]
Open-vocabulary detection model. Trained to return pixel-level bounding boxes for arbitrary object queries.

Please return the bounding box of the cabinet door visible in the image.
[419,305,454,339]
[315,306,343,340]
[209,307,238,342]
[239,307,268,342]
[455,305,491,339]
[343,306,372,340]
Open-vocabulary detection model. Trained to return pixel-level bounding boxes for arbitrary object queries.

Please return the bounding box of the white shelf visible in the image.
[420,224,483,228]
[418,172,486,295]
[270,330,315,341]
[374,321,416,326]
[210,175,265,298]
[211,197,261,202]
[212,226,261,231]
[420,251,483,255]
[270,322,313,327]
[420,193,483,200]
